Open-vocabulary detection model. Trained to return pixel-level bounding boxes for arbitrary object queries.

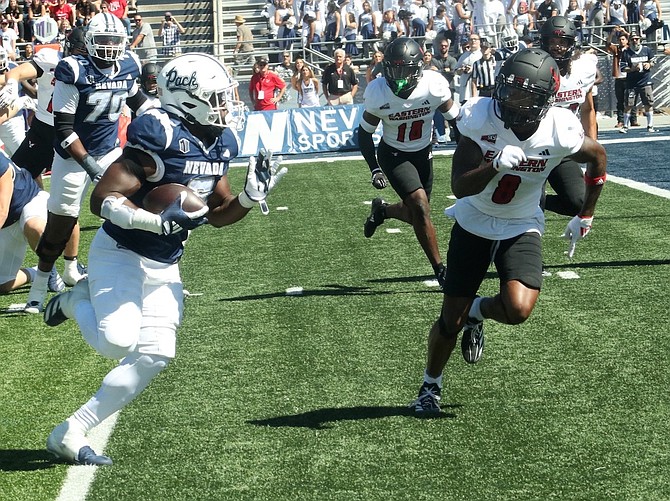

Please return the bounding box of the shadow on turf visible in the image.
[246,405,461,429]
[0,449,57,471]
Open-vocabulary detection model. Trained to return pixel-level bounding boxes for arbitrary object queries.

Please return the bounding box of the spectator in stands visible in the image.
[365,49,383,82]
[564,0,585,41]
[290,56,305,92]
[324,1,341,55]
[274,0,296,53]
[129,13,157,63]
[26,0,46,41]
[301,12,321,61]
[75,0,98,27]
[343,11,358,55]
[344,52,358,72]
[534,0,559,30]
[263,0,280,63]
[106,0,130,35]
[585,0,608,42]
[22,42,33,59]
[379,9,403,41]
[322,48,358,105]
[249,57,287,111]
[297,65,320,107]
[5,0,23,40]
[620,32,656,133]
[428,6,452,40]
[452,0,472,49]
[232,15,254,70]
[513,1,534,36]
[48,0,75,29]
[0,17,17,60]
[158,12,185,57]
[274,50,295,108]
[358,1,376,56]
[455,33,482,104]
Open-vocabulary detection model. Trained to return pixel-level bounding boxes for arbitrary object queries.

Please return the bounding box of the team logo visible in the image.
[538,148,550,156]
[179,138,190,154]
[481,134,497,144]
[421,99,430,105]
[164,68,198,92]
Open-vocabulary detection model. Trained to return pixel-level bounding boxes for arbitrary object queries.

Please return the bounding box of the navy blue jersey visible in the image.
[0,151,41,229]
[53,51,142,158]
[103,109,240,264]
[622,46,655,89]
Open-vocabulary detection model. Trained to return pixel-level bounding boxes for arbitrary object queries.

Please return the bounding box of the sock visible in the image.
[423,370,442,389]
[468,296,484,322]
[64,257,79,276]
[33,269,49,290]
[24,266,37,283]
[623,113,630,127]
[646,112,653,128]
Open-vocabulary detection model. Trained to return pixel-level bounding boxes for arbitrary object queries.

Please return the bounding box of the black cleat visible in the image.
[410,382,442,417]
[364,198,387,238]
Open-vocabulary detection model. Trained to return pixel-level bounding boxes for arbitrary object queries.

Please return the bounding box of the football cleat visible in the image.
[461,318,485,364]
[647,126,656,133]
[47,420,112,466]
[364,198,387,238]
[619,126,628,134]
[44,278,90,327]
[63,261,88,287]
[24,300,45,314]
[410,382,441,416]
[48,267,66,292]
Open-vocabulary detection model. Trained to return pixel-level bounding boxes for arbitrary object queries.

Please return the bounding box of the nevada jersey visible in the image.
[53,51,142,158]
[363,70,451,152]
[0,151,41,229]
[454,97,584,240]
[103,108,240,264]
[553,53,597,114]
[30,47,61,126]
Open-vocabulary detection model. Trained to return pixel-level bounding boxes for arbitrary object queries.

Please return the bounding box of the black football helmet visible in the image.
[493,48,560,129]
[63,28,86,57]
[382,37,423,98]
[540,16,577,65]
[140,62,159,96]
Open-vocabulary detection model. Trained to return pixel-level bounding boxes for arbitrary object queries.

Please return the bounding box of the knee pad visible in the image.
[134,353,170,373]
[36,213,77,264]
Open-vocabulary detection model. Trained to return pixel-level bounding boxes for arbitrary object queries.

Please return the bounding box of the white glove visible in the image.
[238,149,288,208]
[0,79,19,109]
[562,215,594,259]
[17,96,37,111]
[492,145,526,171]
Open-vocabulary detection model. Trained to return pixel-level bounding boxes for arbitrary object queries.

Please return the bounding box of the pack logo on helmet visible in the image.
[164,69,198,92]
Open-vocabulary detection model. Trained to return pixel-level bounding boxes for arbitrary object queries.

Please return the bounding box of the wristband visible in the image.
[584,173,606,186]
[79,154,103,180]
[441,100,460,121]
[238,191,257,208]
[60,131,80,149]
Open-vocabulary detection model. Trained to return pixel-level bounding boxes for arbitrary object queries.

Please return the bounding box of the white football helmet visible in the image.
[157,53,246,130]
[85,13,128,62]
[501,27,519,52]
[0,47,7,73]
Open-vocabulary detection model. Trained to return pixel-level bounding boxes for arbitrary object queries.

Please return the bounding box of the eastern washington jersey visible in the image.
[102,109,240,264]
[30,47,61,126]
[0,150,40,228]
[52,51,142,158]
[553,53,597,114]
[454,97,584,240]
[363,70,451,151]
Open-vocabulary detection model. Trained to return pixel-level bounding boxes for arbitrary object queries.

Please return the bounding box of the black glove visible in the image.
[159,193,209,235]
[371,168,388,190]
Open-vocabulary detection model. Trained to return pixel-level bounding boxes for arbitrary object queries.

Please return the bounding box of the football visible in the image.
[142,183,206,214]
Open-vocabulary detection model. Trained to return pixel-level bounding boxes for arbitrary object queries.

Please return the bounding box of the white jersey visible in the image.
[553,53,597,115]
[454,97,584,240]
[363,70,451,151]
[299,79,320,108]
[31,47,61,126]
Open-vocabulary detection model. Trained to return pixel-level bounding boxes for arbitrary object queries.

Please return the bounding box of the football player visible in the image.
[139,61,159,97]
[0,47,27,157]
[22,12,153,314]
[540,16,598,219]
[0,25,89,287]
[42,53,286,466]
[359,37,459,288]
[411,49,607,416]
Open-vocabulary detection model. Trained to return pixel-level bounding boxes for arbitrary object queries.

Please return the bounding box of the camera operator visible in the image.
[158,11,185,57]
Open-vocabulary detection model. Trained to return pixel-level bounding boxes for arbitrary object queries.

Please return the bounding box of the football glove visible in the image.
[0,79,19,109]
[238,149,288,208]
[562,215,594,259]
[371,168,388,189]
[492,145,526,171]
[159,192,209,235]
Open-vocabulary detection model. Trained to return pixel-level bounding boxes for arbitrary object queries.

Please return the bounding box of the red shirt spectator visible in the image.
[106,0,127,21]
[248,58,287,111]
[48,0,75,25]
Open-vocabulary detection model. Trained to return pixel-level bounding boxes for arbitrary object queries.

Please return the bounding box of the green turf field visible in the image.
[1,157,669,500]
